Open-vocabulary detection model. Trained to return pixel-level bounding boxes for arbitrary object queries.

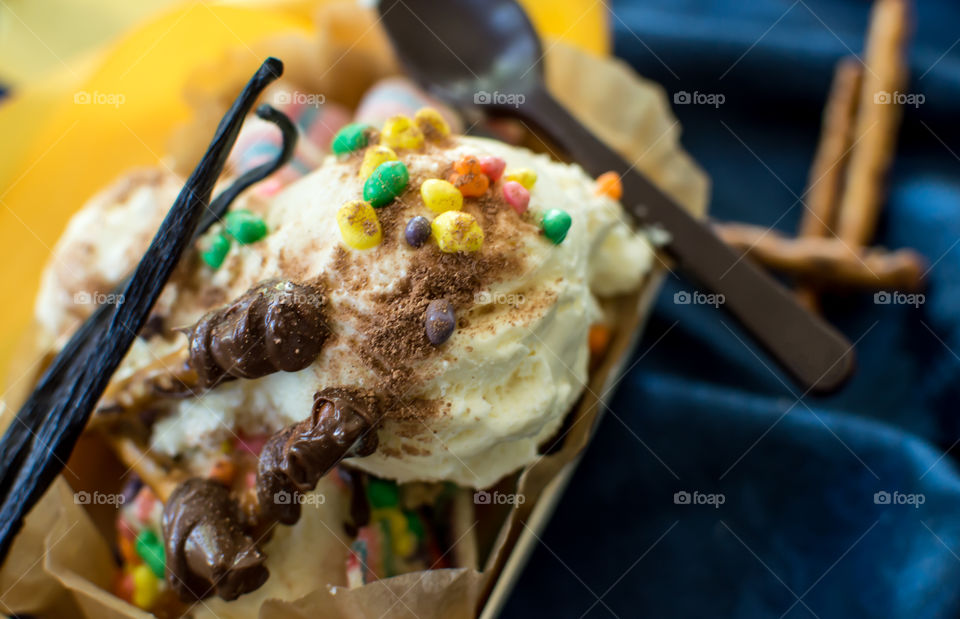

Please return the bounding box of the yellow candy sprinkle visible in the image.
[359,145,398,179]
[420,179,463,213]
[131,564,160,610]
[384,509,407,535]
[504,168,537,190]
[431,211,484,253]
[380,115,424,150]
[393,531,418,558]
[415,107,450,139]
[337,200,383,250]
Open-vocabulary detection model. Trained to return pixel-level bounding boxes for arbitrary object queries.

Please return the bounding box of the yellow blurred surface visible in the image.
[0,0,609,380]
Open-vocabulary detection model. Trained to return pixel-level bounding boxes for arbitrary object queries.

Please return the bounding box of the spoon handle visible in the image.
[518,88,854,393]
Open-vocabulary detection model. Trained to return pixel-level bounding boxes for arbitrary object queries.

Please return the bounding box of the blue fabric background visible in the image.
[502,1,960,617]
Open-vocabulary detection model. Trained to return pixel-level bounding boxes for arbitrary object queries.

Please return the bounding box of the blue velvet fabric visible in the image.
[503,1,960,617]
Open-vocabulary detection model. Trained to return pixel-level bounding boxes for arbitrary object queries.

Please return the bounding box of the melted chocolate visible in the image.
[187,280,328,388]
[162,478,268,601]
[257,389,379,525]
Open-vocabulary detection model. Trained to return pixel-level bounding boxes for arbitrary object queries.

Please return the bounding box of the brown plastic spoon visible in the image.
[377,0,855,393]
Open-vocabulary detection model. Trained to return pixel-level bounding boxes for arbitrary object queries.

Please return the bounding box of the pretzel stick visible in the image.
[715,222,926,290]
[106,434,183,502]
[835,0,910,247]
[795,60,864,309]
[90,346,197,429]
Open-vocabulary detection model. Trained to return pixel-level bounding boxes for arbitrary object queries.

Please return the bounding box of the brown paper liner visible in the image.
[0,3,708,617]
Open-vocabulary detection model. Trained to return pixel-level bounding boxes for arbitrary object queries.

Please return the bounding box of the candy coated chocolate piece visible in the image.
[502,180,529,214]
[420,178,463,213]
[541,208,572,244]
[337,200,383,250]
[224,210,268,245]
[364,160,410,208]
[201,232,231,268]
[135,529,166,578]
[595,171,622,200]
[131,564,160,609]
[332,122,373,155]
[425,299,455,346]
[431,211,484,253]
[449,155,489,197]
[359,145,398,179]
[405,216,432,248]
[414,107,450,139]
[380,115,424,150]
[504,167,536,190]
[478,155,506,182]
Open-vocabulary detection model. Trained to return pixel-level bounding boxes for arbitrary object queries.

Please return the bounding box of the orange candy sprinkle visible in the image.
[588,324,612,359]
[118,531,139,565]
[595,171,622,200]
[448,155,490,197]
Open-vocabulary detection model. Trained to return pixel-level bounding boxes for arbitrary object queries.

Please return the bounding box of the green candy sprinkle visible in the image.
[201,232,231,269]
[405,510,425,541]
[367,478,399,508]
[331,123,373,155]
[225,209,268,244]
[541,208,572,244]
[135,529,166,578]
[363,161,410,208]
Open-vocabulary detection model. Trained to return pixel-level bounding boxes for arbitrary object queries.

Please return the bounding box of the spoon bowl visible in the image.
[379,0,543,109]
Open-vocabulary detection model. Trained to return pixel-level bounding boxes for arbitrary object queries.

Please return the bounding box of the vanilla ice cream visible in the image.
[36,135,652,489]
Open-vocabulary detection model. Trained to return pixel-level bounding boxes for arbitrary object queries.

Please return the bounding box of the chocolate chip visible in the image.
[405,216,431,248]
[424,299,455,346]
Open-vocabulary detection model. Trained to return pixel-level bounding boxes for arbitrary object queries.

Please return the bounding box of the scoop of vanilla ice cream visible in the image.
[35,168,184,343]
[36,136,652,488]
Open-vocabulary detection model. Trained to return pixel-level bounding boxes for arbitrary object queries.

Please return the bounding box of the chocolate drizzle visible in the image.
[187,280,328,388]
[257,388,380,525]
[162,478,268,601]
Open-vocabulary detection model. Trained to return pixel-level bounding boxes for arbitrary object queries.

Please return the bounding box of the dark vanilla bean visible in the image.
[0,58,285,561]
